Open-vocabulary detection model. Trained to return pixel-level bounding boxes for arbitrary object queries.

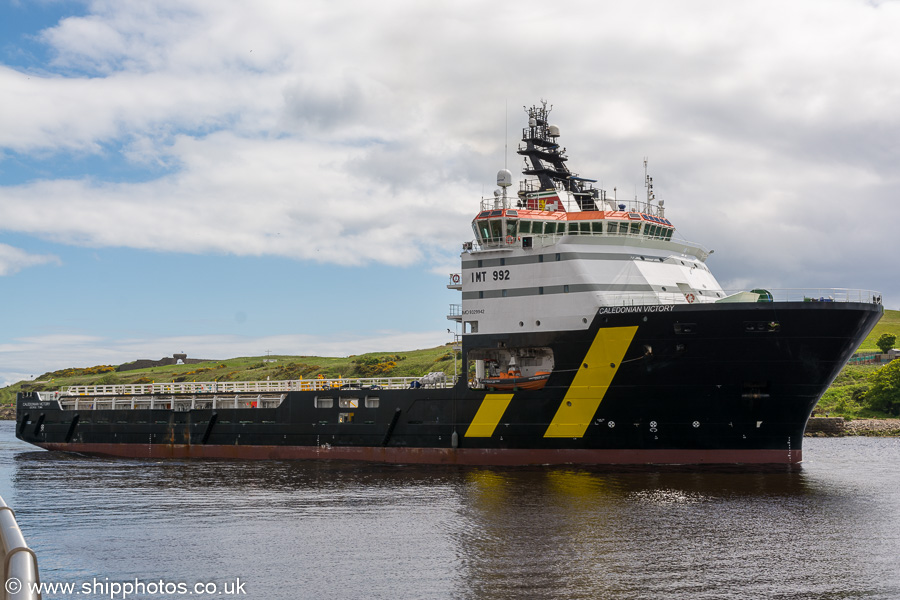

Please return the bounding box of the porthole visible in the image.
[535,320,541,326]
[582,317,588,324]
[608,421,616,428]
[519,321,524,327]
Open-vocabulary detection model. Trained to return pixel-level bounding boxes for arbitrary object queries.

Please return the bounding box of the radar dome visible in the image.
[497,169,513,188]
[548,124,560,137]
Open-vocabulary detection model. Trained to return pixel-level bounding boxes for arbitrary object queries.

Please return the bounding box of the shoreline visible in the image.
[805,417,900,437]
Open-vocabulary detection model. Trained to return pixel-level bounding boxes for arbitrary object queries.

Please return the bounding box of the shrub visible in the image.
[352,355,401,377]
[876,333,897,355]
[863,359,900,415]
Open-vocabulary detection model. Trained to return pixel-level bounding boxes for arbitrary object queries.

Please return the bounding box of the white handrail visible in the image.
[0,496,40,600]
[597,288,883,307]
[62,374,454,397]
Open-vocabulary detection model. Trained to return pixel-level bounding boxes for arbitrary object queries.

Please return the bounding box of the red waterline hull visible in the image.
[36,442,801,465]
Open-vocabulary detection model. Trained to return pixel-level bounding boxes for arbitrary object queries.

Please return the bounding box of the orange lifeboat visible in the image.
[483,369,551,391]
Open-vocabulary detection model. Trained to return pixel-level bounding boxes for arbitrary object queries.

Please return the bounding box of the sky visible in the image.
[1,0,899,386]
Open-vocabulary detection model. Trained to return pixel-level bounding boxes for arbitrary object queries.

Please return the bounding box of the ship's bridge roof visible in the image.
[470,208,676,247]
[473,208,673,227]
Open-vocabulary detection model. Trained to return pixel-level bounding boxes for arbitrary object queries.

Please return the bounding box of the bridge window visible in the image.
[506,219,518,238]
[489,219,502,242]
[544,222,562,235]
[607,222,618,234]
[592,221,603,234]
[630,222,642,235]
[477,221,491,242]
[519,220,532,234]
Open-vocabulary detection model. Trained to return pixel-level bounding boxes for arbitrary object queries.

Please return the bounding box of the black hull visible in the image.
[16,302,882,465]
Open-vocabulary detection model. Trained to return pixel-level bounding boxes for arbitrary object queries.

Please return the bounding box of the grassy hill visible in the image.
[0,345,459,406]
[3,309,898,413]
[858,308,900,352]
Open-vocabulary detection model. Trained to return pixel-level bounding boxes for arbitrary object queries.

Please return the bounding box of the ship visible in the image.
[15,102,883,465]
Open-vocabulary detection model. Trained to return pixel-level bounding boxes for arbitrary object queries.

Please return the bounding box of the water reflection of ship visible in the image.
[455,467,821,598]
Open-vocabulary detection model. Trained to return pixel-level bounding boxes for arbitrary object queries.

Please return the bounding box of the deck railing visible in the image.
[598,288,882,307]
[56,373,454,398]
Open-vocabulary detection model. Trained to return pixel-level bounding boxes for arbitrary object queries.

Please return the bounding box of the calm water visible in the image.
[1,420,900,599]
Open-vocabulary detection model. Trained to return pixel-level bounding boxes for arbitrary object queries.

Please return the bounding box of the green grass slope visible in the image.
[0,345,459,406]
[858,308,900,352]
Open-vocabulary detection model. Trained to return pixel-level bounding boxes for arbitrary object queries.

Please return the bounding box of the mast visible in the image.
[517,101,599,210]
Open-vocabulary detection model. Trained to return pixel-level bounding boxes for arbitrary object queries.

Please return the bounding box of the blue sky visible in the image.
[2,0,900,386]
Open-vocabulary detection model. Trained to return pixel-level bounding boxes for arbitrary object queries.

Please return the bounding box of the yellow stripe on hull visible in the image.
[465,393,514,437]
[544,326,638,438]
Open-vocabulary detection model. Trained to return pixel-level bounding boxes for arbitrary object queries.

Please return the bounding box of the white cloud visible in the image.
[0,243,59,275]
[0,0,898,298]
[0,131,474,266]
